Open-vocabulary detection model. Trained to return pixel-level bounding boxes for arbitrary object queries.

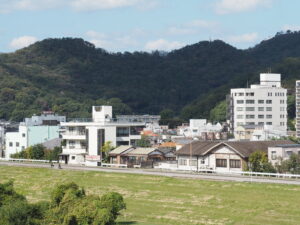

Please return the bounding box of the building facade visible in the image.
[296,80,300,137]
[229,73,287,137]
[60,106,146,166]
[5,112,65,158]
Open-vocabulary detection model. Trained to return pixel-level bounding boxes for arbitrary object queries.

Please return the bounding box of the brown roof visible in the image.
[175,140,294,158]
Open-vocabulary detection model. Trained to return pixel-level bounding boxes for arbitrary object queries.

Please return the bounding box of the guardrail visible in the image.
[0,158,58,163]
[101,163,127,168]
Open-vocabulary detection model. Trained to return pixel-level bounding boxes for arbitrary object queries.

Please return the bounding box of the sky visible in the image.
[0,0,299,53]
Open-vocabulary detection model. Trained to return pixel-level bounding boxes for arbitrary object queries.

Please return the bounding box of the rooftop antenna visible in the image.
[268,67,272,73]
[246,79,249,88]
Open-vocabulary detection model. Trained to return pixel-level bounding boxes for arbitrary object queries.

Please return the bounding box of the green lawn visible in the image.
[0,165,300,225]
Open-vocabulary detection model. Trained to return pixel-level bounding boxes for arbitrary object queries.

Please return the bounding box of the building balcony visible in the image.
[62,147,87,155]
[62,133,86,140]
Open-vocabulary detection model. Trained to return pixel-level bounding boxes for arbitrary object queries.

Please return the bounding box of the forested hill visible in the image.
[1,31,300,122]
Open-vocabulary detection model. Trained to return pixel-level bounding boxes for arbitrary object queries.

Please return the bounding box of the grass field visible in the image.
[0,165,300,225]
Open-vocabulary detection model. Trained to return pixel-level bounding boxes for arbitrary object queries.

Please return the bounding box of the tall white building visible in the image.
[229,73,287,137]
[296,80,300,137]
[60,106,146,166]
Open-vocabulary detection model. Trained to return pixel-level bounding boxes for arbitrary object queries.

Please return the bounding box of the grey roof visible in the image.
[109,146,133,155]
[275,144,300,148]
[126,147,157,156]
[175,140,294,158]
[42,138,62,149]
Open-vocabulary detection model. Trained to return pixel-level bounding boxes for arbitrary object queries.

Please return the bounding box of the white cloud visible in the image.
[70,0,141,11]
[214,0,272,14]
[9,36,38,49]
[144,39,184,51]
[0,0,61,13]
[282,24,300,32]
[86,30,139,50]
[167,19,217,35]
[228,32,258,43]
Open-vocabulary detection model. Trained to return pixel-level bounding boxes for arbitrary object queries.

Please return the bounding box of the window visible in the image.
[258,115,264,119]
[271,151,277,160]
[246,122,255,125]
[200,158,205,164]
[237,122,244,126]
[238,93,244,96]
[258,122,264,126]
[9,142,13,147]
[130,126,144,135]
[268,92,272,96]
[246,100,255,104]
[246,115,255,119]
[266,100,272,104]
[216,159,227,167]
[280,100,285,104]
[280,107,285,111]
[237,100,244,104]
[258,107,264,111]
[246,92,254,96]
[189,160,197,166]
[266,122,272,125]
[258,100,264,104]
[236,115,244,119]
[22,146,25,150]
[280,114,285,118]
[266,115,272,119]
[286,151,293,157]
[69,140,75,149]
[22,133,26,137]
[230,159,241,168]
[179,159,187,165]
[280,122,285,126]
[266,107,272,111]
[116,127,129,137]
[16,142,19,147]
[246,107,255,111]
[237,107,244,111]
[71,156,76,160]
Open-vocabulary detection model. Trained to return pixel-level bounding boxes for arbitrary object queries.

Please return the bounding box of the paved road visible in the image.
[1,161,300,185]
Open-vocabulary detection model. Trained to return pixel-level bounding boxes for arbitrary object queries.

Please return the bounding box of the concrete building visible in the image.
[268,144,300,166]
[5,112,65,158]
[229,73,287,138]
[60,106,146,166]
[296,81,300,137]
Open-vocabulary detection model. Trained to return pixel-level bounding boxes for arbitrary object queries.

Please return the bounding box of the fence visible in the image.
[154,162,300,179]
[101,163,127,168]
[0,158,58,163]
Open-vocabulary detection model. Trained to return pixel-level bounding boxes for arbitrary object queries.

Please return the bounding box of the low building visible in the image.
[175,140,293,172]
[60,106,148,166]
[109,145,134,164]
[5,112,65,158]
[268,144,300,165]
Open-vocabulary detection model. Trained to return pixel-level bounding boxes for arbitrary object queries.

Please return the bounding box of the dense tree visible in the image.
[0,32,300,121]
[209,100,227,122]
[249,151,276,173]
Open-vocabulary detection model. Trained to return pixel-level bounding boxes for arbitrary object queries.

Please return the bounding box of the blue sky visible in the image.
[0,0,299,53]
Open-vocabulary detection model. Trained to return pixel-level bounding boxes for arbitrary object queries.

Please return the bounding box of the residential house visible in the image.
[175,140,293,172]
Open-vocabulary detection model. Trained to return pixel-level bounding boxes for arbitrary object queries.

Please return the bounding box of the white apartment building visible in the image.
[296,80,300,137]
[60,106,146,166]
[229,73,287,137]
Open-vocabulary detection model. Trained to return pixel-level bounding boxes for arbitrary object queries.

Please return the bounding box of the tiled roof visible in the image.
[175,140,294,158]
[109,145,133,155]
[126,147,157,155]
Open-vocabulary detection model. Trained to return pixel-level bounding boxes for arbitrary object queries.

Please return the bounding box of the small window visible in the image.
[9,142,13,147]
[258,115,264,119]
[258,100,264,104]
[236,115,244,119]
[237,100,244,104]
[266,122,272,125]
[216,159,227,168]
[258,107,264,111]
[266,115,272,119]
[189,160,197,166]
[246,115,255,119]
[200,158,205,164]
[16,142,19,147]
[258,122,264,125]
[22,133,26,137]
[237,107,244,111]
[266,107,272,111]
[266,100,272,104]
[72,156,76,160]
[22,146,25,150]
[271,151,277,160]
[246,100,255,104]
[230,159,241,168]
[179,159,187,166]
[245,107,255,111]
[286,151,293,157]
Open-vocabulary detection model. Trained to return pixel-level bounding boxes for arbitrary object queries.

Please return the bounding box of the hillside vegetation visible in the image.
[1,31,300,122]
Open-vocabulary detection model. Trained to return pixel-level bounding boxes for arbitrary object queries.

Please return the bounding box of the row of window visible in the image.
[9,142,25,150]
[237,107,273,111]
[234,92,285,97]
[237,122,273,126]
[236,99,285,104]
[178,158,205,166]
[236,114,273,119]
[216,159,241,168]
